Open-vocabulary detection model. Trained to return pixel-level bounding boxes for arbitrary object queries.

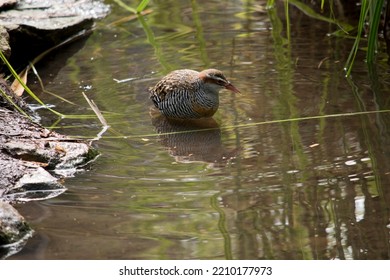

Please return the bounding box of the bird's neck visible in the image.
[201,82,221,97]
[194,83,220,110]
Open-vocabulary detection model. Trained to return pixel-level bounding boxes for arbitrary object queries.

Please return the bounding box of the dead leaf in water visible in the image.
[10,68,29,97]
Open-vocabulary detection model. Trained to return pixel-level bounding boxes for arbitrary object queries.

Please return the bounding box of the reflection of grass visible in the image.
[288,0,353,33]
[267,1,309,173]
[1,43,116,136]
[137,14,172,72]
[113,0,211,71]
[112,0,174,72]
[210,194,233,260]
[347,74,384,207]
[268,0,386,76]
[191,0,210,67]
[267,2,311,257]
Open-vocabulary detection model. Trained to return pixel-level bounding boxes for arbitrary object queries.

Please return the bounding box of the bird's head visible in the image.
[199,69,240,94]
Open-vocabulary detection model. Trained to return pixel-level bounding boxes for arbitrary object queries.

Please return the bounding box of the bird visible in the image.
[149,69,240,119]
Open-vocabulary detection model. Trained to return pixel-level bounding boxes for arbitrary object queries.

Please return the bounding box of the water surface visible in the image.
[10,0,390,259]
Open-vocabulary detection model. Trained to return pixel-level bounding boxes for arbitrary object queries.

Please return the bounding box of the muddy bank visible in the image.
[0,77,99,258]
[0,0,109,257]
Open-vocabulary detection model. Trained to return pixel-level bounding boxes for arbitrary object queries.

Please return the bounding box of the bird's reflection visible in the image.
[151,110,238,165]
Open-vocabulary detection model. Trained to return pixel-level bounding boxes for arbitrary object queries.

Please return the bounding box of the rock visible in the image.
[0,146,68,203]
[0,201,33,259]
[0,64,97,254]
[0,0,18,10]
[0,77,31,113]
[1,0,110,31]
[0,107,99,179]
[0,0,106,256]
[0,0,110,63]
[0,26,10,59]
[0,201,31,245]
[0,80,98,200]
[0,153,66,202]
[0,0,110,31]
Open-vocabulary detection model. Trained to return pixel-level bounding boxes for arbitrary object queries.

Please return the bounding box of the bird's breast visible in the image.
[191,92,219,117]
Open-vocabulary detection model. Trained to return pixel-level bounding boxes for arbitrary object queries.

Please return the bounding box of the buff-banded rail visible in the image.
[149,69,240,119]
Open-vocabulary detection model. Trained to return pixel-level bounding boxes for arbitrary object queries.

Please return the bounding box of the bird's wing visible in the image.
[149,70,199,101]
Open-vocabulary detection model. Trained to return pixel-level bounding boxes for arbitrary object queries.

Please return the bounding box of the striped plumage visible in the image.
[149,69,240,119]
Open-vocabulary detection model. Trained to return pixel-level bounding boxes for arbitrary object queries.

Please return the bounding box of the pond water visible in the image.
[9,0,390,259]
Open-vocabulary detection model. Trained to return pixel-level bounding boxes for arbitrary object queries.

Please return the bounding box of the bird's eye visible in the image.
[212,76,227,86]
[211,74,226,84]
[216,79,226,86]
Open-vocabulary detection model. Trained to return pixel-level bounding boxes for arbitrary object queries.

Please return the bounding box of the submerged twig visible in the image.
[82,92,109,141]
[317,57,329,69]
[30,64,77,106]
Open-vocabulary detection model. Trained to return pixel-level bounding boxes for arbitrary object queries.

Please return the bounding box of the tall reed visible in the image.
[345,0,385,76]
[271,0,387,76]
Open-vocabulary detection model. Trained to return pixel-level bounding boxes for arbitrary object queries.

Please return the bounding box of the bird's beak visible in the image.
[225,83,241,94]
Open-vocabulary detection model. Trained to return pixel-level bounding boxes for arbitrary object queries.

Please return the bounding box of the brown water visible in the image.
[9,0,390,259]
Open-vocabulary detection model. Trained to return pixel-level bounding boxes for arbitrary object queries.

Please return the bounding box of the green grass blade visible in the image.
[266,0,275,9]
[0,51,64,117]
[0,86,32,119]
[284,0,291,42]
[344,0,369,76]
[366,0,384,63]
[136,0,150,13]
[288,0,353,32]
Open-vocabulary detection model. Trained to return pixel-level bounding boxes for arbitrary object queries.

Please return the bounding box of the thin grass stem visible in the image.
[0,51,64,117]
[0,86,32,119]
[366,0,384,63]
[344,0,369,77]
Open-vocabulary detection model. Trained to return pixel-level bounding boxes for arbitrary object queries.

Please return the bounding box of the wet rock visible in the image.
[0,107,98,178]
[0,201,30,244]
[0,154,66,202]
[0,201,33,259]
[0,26,10,59]
[0,0,110,30]
[0,135,70,203]
[0,81,98,198]
[0,0,110,63]
[0,77,31,113]
[0,0,106,257]
[0,79,97,252]
[0,0,17,10]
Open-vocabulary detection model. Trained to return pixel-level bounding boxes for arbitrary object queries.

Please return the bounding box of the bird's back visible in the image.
[150,69,200,100]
